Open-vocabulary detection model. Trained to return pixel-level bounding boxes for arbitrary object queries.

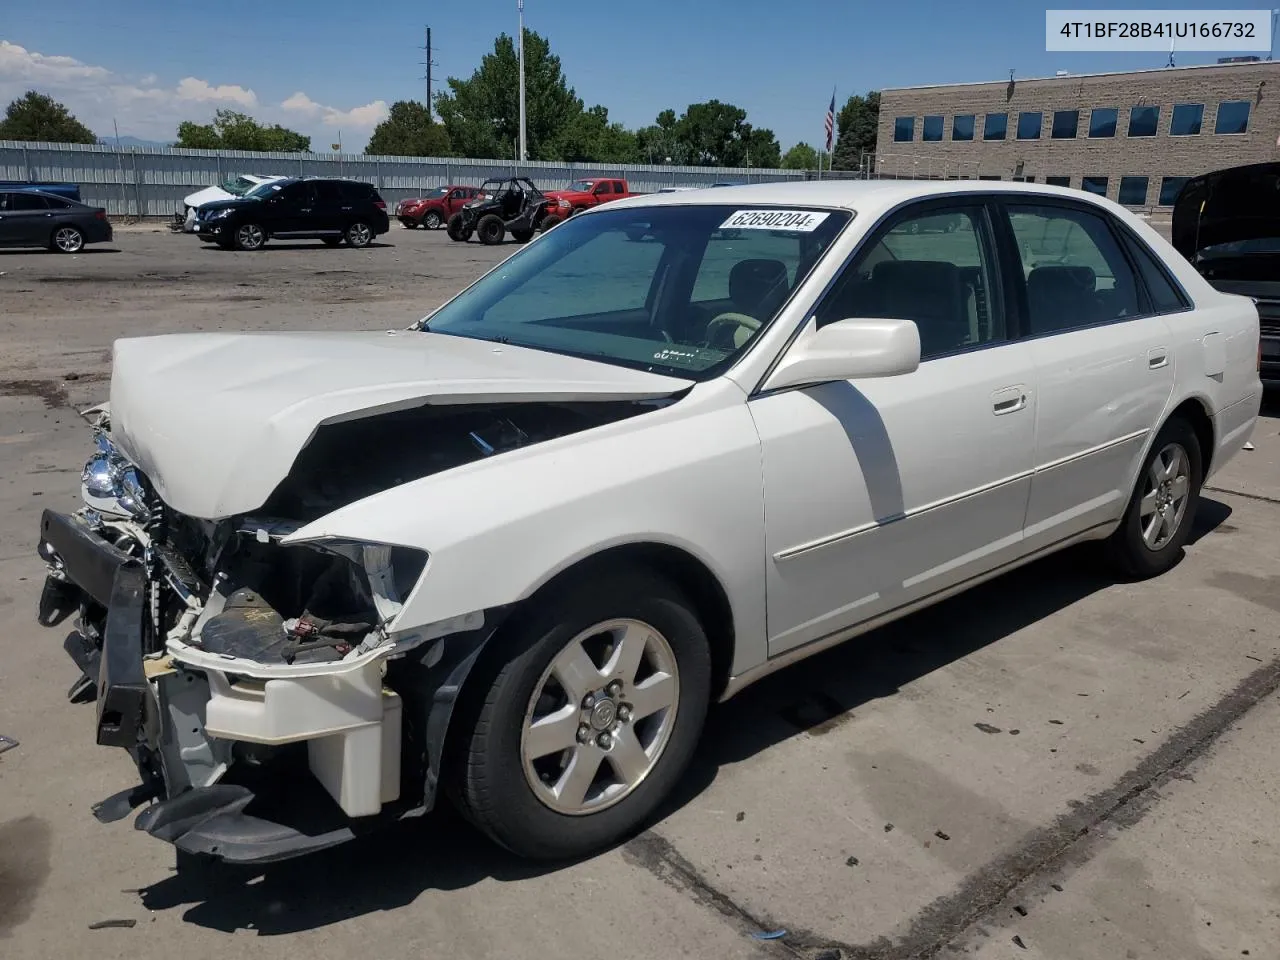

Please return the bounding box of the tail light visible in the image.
[375,200,386,210]
[94,209,107,220]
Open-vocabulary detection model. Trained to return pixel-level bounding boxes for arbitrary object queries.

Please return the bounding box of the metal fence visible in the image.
[0,140,822,218]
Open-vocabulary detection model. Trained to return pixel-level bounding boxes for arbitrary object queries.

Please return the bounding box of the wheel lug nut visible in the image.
[577,724,591,743]
[597,732,613,749]
[582,694,596,709]
[618,705,632,722]
[607,680,623,697]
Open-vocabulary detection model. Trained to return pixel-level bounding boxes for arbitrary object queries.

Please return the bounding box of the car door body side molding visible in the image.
[772,427,1149,563]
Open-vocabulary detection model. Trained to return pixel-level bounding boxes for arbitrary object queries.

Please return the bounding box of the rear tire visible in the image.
[477,214,505,245]
[1105,417,1202,579]
[344,221,374,248]
[510,228,534,244]
[50,226,84,253]
[450,566,711,861]
[539,214,564,233]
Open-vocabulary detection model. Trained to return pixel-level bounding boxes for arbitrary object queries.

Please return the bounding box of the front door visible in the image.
[266,181,316,235]
[998,199,1176,550]
[750,200,1038,655]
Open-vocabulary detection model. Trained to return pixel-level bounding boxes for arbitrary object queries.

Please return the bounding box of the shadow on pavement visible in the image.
[138,500,1232,934]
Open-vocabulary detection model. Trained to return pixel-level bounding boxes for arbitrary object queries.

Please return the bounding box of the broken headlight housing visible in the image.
[81,434,149,520]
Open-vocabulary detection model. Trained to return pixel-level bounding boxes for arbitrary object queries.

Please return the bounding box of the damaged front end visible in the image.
[35,396,656,863]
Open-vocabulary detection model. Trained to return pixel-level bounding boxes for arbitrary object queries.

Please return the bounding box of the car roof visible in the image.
[2,188,81,203]
[602,178,1128,217]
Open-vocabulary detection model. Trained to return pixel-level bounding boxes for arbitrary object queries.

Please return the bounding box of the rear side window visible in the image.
[10,193,48,210]
[815,206,1005,359]
[340,181,375,202]
[314,181,344,204]
[1005,204,1142,335]
[1122,233,1191,314]
[44,196,72,209]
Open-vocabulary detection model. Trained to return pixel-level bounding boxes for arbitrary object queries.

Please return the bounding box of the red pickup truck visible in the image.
[396,185,481,229]
[544,178,635,217]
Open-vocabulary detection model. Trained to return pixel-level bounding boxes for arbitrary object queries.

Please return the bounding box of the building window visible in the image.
[1159,176,1191,205]
[952,114,975,141]
[922,115,944,142]
[1215,100,1251,134]
[984,113,1008,140]
[894,116,915,142]
[1045,176,1071,187]
[978,175,1002,180]
[1051,110,1079,138]
[1128,105,1159,137]
[1169,103,1204,135]
[1017,112,1043,139]
[1089,108,1118,138]
[1118,176,1149,205]
[1081,176,1108,196]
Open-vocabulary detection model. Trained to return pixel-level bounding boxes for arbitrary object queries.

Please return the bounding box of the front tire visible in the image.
[233,223,266,251]
[477,214,505,245]
[1105,417,1202,579]
[451,567,711,861]
[423,210,443,230]
[446,213,470,241]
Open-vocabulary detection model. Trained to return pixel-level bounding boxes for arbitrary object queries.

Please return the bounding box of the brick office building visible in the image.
[875,59,1280,208]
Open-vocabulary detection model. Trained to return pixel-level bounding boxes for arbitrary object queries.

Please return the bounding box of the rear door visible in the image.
[0,192,50,244]
[310,181,347,234]
[997,198,1177,550]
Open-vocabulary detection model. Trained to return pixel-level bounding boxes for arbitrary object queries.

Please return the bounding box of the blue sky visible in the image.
[0,0,1271,151]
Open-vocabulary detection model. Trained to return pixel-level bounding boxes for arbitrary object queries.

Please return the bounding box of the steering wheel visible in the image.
[705,312,761,349]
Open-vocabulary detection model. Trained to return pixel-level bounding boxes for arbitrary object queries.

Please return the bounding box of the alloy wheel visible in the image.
[236,224,265,250]
[53,227,83,253]
[1140,442,1191,550]
[521,618,680,816]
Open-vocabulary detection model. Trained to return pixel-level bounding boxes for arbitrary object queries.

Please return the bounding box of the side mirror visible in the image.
[762,317,921,392]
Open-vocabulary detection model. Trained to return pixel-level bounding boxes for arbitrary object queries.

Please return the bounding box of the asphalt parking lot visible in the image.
[1,223,1278,960]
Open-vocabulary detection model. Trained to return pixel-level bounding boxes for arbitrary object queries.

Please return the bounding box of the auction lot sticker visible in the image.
[720,210,831,232]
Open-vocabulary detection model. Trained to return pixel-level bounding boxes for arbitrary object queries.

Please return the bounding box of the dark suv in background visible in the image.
[193,177,390,251]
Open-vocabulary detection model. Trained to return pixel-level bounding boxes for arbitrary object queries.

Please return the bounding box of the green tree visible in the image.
[659,101,780,168]
[635,109,684,164]
[782,142,819,170]
[175,110,310,152]
[553,104,637,163]
[0,91,96,143]
[831,91,879,171]
[365,100,451,156]
[436,30,583,161]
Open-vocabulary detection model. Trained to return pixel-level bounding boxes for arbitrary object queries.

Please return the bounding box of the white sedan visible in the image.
[36,180,1262,864]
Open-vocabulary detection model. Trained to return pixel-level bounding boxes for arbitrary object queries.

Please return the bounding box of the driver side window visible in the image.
[814,205,1005,360]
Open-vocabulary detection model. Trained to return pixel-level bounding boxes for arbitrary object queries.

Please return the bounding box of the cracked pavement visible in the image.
[1,227,1277,959]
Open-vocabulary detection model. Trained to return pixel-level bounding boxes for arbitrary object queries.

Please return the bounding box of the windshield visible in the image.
[420,204,851,379]
[221,176,258,196]
[245,180,288,199]
[566,180,595,192]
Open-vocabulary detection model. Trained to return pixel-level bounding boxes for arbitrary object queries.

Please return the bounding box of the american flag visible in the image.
[824,92,836,152]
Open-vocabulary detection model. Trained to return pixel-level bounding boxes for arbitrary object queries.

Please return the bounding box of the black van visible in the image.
[192,177,390,251]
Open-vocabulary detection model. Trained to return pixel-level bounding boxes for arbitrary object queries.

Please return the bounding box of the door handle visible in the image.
[992,385,1028,415]
[1147,347,1169,369]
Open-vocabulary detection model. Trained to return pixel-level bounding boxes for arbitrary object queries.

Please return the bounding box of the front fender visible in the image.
[285,381,769,678]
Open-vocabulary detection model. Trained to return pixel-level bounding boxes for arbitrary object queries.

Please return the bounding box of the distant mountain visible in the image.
[97,135,173,148]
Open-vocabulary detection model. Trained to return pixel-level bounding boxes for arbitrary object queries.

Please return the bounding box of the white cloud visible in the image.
[175,76,257,107]
[282,90,387,128]
[0,38,381,146]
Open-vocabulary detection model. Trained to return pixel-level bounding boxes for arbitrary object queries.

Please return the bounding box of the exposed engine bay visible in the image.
[35,394,665,858]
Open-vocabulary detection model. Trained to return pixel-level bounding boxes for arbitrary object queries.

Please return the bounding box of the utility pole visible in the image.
[422,26,437,120]
[518,0,527,161]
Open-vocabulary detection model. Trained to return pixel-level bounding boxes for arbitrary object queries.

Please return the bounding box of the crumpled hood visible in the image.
[108,330,692,520]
